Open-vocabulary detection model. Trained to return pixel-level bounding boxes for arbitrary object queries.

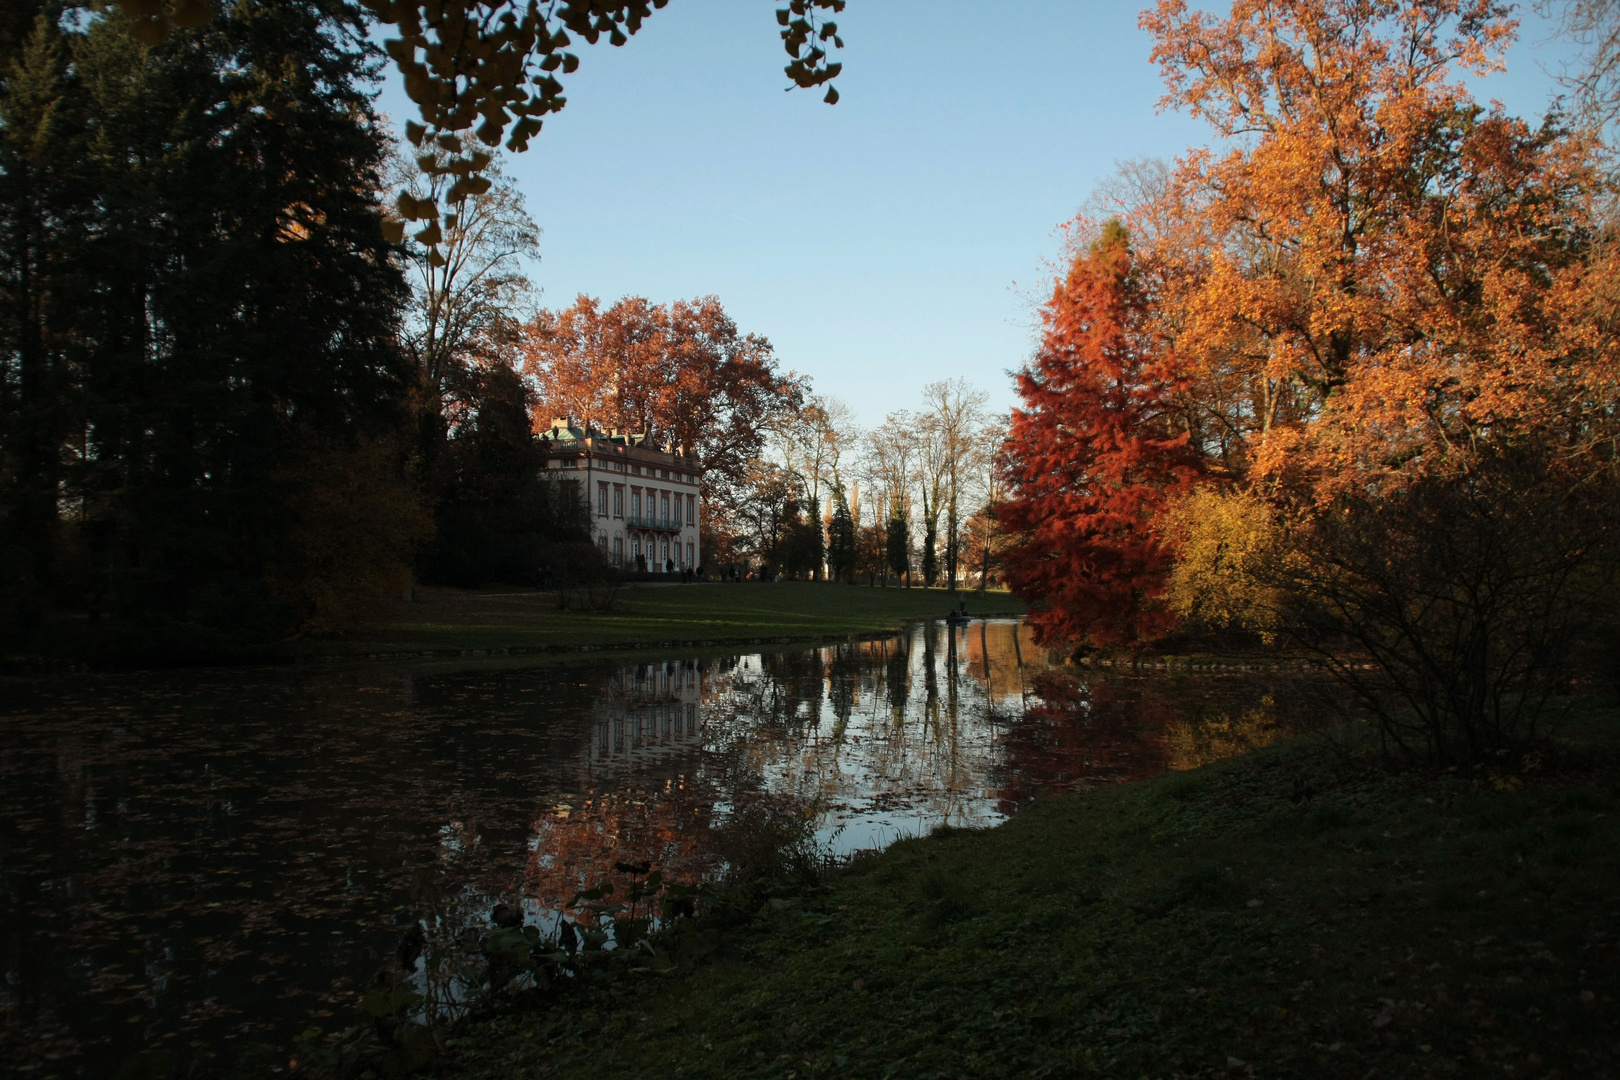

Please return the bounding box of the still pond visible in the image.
[1,618,1290,1075]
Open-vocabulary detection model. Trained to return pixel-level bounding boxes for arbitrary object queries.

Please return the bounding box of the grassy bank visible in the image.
[308,582,1023,659]
[443,706,1620,1080]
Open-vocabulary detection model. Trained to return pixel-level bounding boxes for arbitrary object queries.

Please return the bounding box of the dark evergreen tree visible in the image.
[826,491,855,583]
[0,2,419,654]
[921,520,938,587]
[0,13,79,637]
[424,361,573,585]
[798,493,825,580]
[886,515,910,587]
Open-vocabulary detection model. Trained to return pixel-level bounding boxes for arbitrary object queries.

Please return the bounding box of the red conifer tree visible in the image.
[998,223,1202,649]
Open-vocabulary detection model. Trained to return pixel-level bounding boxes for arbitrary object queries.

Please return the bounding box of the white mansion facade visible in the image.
[539,417,701,573]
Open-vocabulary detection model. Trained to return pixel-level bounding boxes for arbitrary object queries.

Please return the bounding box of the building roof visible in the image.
[538,416,689,463]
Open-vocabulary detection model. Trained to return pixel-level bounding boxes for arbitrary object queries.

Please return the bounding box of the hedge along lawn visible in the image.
[443,704,1620,1080]
[310,582,1026,658]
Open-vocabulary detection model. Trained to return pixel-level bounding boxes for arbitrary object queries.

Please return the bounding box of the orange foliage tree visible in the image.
[1112,0,1618,756]
[518,295,803,509]
[1141,0,1611,497]
[998,224,1204,648]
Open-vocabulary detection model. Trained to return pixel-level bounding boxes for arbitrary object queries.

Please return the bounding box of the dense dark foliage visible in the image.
[826,491,855,583]
[0,2,418,655]
[421,362,586,587]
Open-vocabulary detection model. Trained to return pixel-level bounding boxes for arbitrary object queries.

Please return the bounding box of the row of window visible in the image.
[598,483,695,524]
[597,534,696,570]
[562,456,693,485]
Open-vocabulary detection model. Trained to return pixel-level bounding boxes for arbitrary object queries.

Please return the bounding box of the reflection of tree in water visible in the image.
[705,623,1020,835]
[961,620,1048,706]
[523,785,722,920]
[989,670,1293,814]
[2,623,1305,1076]
[885,633,911,721]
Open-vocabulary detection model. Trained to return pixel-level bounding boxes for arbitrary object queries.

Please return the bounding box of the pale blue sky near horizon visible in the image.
[376,2,1586,429]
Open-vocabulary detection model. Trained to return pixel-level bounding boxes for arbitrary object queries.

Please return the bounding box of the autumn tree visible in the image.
[914,412,948,587]
[772,395,858,516]
[519,294,802,512]
[998,221,1203,648]
[1142,0,1614,497]
[855,519,888,585]
[862,412,916,586]
[390,147,538,401]
[1138,0,1620,756]
[919,378,988,591]
[733,460,794,574]
[967,422,1013,594]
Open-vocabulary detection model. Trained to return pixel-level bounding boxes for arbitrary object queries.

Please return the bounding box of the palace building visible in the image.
[538,417,701,574]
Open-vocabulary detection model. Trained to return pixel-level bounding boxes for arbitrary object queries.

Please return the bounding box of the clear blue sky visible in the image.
[378,2,1583,429]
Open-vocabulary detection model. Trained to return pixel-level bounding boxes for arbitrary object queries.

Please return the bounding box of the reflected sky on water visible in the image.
[0,618,1290,1076]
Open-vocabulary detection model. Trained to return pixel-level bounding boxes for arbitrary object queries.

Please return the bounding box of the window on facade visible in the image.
[686,542,694,568]
[613,536,623,564]
[613,486,623,517]
[631,490,641,518]
[686,494,695,524]
[598,535,607,551]
[660,539,669,568]
[660,493,669,522]
[597,482,608,516]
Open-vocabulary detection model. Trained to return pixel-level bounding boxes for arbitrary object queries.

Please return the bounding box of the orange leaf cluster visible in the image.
[1000,0,1619,651]
[518,296,803,508]
[1141,0,1615,500]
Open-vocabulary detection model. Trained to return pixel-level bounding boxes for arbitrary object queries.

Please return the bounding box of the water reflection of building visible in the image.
[588,660,704,772]
[521,659,719,910]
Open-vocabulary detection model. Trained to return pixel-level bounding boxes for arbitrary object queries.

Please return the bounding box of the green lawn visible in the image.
[443,705,1620,1080]
[308,582,1025,659]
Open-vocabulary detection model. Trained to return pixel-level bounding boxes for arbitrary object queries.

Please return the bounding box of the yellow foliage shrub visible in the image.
[1162,487,1287,641]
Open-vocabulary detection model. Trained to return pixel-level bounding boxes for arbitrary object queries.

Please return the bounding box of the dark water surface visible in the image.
[1,619,1289,1076]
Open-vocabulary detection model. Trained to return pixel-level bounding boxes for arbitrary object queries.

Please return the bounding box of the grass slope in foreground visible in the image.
[446,708,1620,1080]
[313,583,1023,658]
